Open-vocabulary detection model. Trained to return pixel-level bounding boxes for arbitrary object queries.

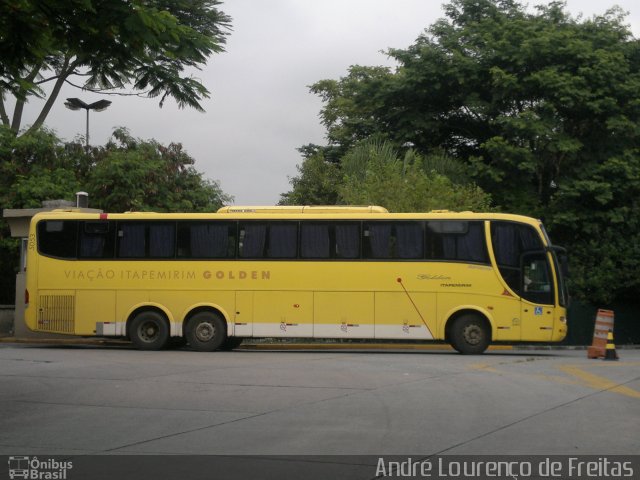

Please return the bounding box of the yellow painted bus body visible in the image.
[24,208,568,352]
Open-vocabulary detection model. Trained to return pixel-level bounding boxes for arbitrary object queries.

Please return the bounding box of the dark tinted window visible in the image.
[238,222,298,258]
[239,223,267,258]
[491,221,546,297]
[491,222,543,267]
[239,222,298,259]
[177,222,235,258]
[335,223,360,259]
[117,222,176,258]
[268,223,297,258]
[364,222,424,259]
[79,221,115,258]
[426,221,489,263]
[301,223,330,258]
[300,222,361,259]
[37,220,78,258]
[238,223,267,258]
[396,223,424,259]
[365,223,392,258]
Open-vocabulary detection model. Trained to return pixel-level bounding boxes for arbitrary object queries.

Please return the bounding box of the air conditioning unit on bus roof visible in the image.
[216,206,389,214]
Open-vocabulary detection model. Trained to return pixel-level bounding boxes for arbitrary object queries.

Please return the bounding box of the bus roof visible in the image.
[30,207,542,227]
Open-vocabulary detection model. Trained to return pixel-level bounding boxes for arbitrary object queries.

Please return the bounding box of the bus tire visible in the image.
[449,314,490,355]
[220,337,243,351]
[186,311,226,352]
[129,311,170,351]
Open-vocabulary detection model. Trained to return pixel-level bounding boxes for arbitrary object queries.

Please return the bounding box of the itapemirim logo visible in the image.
[8,456,72,480]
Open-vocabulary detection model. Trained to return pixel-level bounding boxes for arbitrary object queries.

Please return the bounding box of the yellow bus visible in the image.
[24,206,568,354]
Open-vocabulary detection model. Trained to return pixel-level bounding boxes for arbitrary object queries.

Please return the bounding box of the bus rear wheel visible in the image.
[186,311,226,352]
[129,311,170,351]
[450,314,490,355]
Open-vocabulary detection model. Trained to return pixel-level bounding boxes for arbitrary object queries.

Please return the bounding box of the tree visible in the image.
[305,0,640,304]
[279,152,341,206]
[0,0,231,134]
[0,126,83,207]
[281,137,492,213]
[338,138,492,212]
[310,0,639,211]
[548,151,640,303]
[309,66,395,158]
[87,127,232,212]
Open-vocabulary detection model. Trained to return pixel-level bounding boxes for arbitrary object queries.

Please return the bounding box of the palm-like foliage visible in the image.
[0,0,231,134]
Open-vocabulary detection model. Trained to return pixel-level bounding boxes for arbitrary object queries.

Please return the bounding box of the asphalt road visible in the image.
[0,344,638,458]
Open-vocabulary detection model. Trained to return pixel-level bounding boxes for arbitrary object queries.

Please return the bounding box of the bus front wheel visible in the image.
[129,311,170,351]
[450,314,490,355]
[186,311,226,352]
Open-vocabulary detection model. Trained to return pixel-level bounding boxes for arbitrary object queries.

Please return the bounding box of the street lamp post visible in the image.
[64,98,112,147]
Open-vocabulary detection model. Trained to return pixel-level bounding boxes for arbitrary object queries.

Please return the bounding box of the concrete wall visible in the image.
[0,305,13,335]
[13,272,25,337]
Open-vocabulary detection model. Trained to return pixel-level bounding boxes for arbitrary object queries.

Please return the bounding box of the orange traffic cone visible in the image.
[603,330,619,361]
[588,309,614,359]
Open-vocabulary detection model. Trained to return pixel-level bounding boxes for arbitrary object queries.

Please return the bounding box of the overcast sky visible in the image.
[15,0,640,206]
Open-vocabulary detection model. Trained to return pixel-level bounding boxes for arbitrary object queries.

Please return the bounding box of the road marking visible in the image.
[582,361,640,368]
[467,359,640,400]
[559,365,640,399]
[469,363,500,373]
[533,374,583,387]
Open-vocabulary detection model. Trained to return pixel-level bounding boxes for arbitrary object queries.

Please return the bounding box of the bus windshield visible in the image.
[539,224,570,308]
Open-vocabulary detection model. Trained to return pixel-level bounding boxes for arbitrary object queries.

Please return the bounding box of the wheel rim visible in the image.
[138,321,159,343]
[462,324,483,346]
[195,321,215,342]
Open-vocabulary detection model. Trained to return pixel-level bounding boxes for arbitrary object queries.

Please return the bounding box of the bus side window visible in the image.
[395,222,423,259]
[268,223,297,258]
[427,221,489,264]
[118,224,145,258]
[334,223,360,259]
[239,223,267,258]
[364,222,424,260]
[37,220,78,259]
[79,221,115,258]
[301,223,330,259]
[178,222,235,258]
[149,224,175,258]
[298,222,362,260]
[117,222,176,258]
[364,223,392,259]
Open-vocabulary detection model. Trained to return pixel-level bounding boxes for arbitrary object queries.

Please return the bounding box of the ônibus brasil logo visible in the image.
[8,456,73,480]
